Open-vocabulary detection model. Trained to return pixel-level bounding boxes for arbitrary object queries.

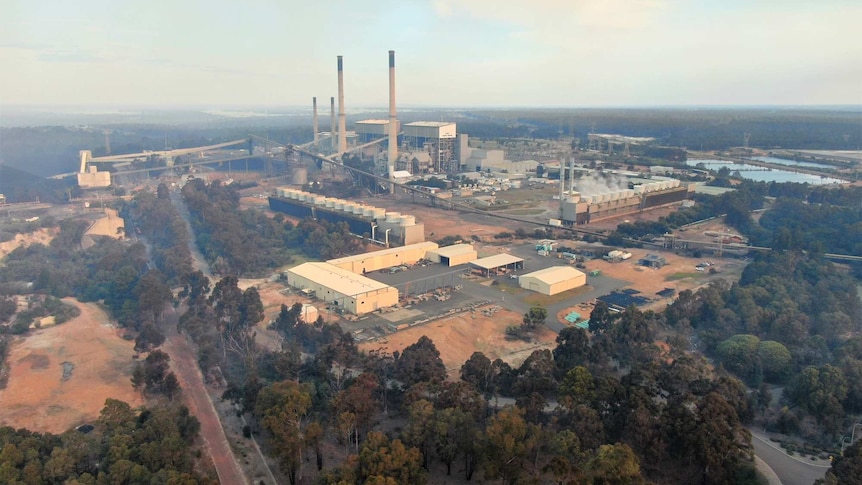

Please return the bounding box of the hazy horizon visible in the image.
[3,0,861,107]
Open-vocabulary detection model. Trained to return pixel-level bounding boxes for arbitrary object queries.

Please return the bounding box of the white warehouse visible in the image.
[286,262,399,315]
[519,266,587,296]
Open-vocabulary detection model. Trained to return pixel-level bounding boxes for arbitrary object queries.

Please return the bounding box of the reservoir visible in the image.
[686,160,844,184]
[748,156,837,170]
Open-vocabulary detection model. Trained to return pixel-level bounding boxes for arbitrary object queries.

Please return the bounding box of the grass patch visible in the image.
[665,272,702,281]
[523,285,594,306]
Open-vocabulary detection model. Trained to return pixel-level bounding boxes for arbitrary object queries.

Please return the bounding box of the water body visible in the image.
[749,155,836,170]
[687,160,844,184]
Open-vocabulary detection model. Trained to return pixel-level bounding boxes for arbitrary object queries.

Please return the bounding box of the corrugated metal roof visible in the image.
[470,253,523,270]
[427,243,476,258]
[521,266,585,285]
[327,242,439,265]
[288,262,392,297]
[405,121,454,127]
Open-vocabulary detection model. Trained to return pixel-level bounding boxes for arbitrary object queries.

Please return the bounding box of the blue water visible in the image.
[749,156,835,170]
[686,160,844,185]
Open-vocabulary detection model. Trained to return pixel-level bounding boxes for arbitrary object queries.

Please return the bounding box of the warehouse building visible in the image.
[518,266,587,296]
[425,243,478,267]
[327,242,439,274]
[469,254,524,277]
[286,262,399,315]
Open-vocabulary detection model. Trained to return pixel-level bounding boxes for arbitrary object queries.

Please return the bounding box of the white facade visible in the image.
[404,121,457,139]
[519,267,586,296]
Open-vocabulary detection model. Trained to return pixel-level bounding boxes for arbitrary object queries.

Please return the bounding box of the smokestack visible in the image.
[330,97,336,151]
[312,97,319,146]
[569,157,575,195]
[337,56,347,154]
[388,50,397,194]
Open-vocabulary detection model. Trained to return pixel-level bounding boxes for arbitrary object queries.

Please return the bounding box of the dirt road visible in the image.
[162,306,248,485]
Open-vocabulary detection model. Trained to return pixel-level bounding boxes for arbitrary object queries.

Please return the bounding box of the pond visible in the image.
[686,160,844,184]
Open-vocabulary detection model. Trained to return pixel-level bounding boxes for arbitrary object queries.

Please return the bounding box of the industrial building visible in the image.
[559,176,691,225]
[519,267,586,296]
[425,243,478,267]
[286,262,399,315]
[403,122,457,174]
[470,254,524,277]
[638,254,667,268]
[269,188,425,246]
[354,119,400,143]
[327,242,439,274]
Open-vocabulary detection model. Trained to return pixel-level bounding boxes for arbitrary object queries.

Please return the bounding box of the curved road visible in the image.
[750,431,829,485]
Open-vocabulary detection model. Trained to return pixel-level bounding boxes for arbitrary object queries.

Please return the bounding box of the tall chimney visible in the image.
[337,56,347,154]
[330,97,336,151]
[388,50,398,194]
[312,97,319,147]
[569,157,575,195]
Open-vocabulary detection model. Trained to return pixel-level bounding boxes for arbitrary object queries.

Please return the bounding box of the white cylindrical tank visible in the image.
[399,215,416,226]
[371,208,386,220]
[353,205,364,215]
[334,201,344,210]
[292,167,308,185]
[312,196,325,205]
[363,207,374,217]
[324,198,335,208]
[385,212,401,223]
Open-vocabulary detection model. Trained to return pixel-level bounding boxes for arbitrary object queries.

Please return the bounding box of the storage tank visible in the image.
[634,185,645,194]
[312,196,325,205]
[363,207,375,217]
[385,212,401,223]
[582,196,592,204]
[371,208,386,219]
[352,205,365,215]
[323,198,334,208]
[334,201,344,210]
[292,167,308,185]
[672,179,680,188]
[289,190,300,200]
[399,215,416,226]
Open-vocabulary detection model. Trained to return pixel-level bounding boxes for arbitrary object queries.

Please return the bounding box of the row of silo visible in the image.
[275,187,417,227]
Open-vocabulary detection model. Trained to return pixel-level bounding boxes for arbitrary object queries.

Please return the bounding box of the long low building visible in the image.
[286,262,399,315]
[426,243,478,266]
[326,241,439,274]
[519,266,586,295]
[470,253,524,277]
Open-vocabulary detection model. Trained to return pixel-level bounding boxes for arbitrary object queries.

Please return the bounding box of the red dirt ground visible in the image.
[162,306,249,485]
[359,306,557,379]
[0,298,143,433]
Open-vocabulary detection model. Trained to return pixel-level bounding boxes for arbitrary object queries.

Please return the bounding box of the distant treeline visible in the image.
[462,108,862,150]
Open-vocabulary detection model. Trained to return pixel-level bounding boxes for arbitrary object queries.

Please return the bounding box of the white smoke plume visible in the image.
[575,172,629,196]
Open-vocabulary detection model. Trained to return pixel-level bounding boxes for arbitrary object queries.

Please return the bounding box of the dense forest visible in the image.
[0,400,213,484]
[181,179,365,276]
[464,108,862,151]
[0,218,174,336]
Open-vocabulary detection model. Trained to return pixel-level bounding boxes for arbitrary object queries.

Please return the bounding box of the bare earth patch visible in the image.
[359,306,557,378]
[0,228,58,259]
[0,298,143,433]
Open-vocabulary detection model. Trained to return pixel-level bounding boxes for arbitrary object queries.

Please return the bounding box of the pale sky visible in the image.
[1,0,860,107]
